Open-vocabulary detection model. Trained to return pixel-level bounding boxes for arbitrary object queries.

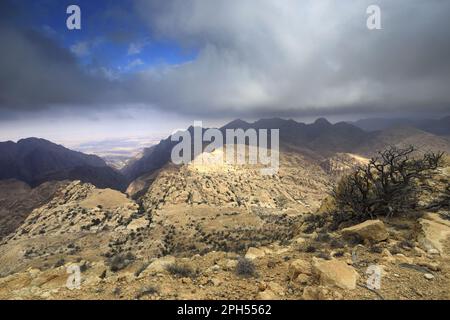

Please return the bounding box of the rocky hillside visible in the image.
[0,203,449,300]
[352,115,450,136]
[355,126,450,157]
[0,119,448,300]
[0,156,448,300]
[0,138,127,191]
[139,147,332,213]
[0,179,68,239]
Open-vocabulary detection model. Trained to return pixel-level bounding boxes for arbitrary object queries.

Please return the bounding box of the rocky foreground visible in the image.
[0,213,449,300]
[0,154,448,300]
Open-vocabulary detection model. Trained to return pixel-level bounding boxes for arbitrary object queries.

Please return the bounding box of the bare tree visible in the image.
[332,146,444,222]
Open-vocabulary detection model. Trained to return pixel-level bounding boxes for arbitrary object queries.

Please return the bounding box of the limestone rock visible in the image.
[295,274,310,285]
[302,286,339,300]
[245,247,265,260]
[415,258,441,271]
[424,273,435,280]
[341,220,388,243]
[143,256,176,274]
[393,254,413,265]
[266,282,285,296]
[126,217,149,231]
[288,259,312,280]
[312,258,359,290]
[258,289,278,300]
[418,213,450,255]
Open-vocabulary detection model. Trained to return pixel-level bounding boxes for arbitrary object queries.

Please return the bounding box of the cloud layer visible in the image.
[1,0,450,119]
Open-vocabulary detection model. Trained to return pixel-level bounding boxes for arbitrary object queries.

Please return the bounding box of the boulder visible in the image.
[418,213,450,255]
[415,258,441,271]
[288,259,312,280]
[342,220,388,243]
[312,258,359,290]
[295,274,310,285]
[258,290,278,300]
[143,256,176,274]
[393,254,413,265]
[302,286,342,300]
[266,282,285,296]
[245,247,265,260]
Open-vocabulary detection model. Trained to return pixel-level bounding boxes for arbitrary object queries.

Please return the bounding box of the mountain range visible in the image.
[1,117,449,192]
[0,116,449,300]
[0,138,127,191]
[350,115,450,136]
[121,117,450,182]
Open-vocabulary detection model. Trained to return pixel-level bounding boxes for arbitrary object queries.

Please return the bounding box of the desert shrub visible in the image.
[166,263,196,278]
[370,245,383,254]
[389,245,402,255]
[330,238,345,249]
[398,240,414,250]
[315,233,331,243]
[79,261,89,272]
[108,252,135,272]
[276,195,289,208]
[301,213,327,233]
[316,251,331,260]
[305,244,318,253]
[332,146,444,223]
[235,257,257,278]
[332,250,345,258]
[136,285,159,299]
[54,258,65,267]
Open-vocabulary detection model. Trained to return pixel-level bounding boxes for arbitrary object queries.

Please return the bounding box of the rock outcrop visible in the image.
[312,259,359,290]
[342,220,389,243]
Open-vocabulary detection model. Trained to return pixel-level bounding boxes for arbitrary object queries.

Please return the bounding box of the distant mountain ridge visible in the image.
[121,118,371,182]
[351,115,450,136]
[122,117,450,183]
[0,138,127,191]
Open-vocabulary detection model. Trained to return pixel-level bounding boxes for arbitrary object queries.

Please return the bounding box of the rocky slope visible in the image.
[0,152,448,300]
[355,126,450,157]
[0,211,448,300]
[0,179,68,239]
[0,138,127,191]
[352,115,450,136]
[0,120,448,300]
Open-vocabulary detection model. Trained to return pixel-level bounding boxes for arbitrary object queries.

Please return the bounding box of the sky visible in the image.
[0,0,449,144]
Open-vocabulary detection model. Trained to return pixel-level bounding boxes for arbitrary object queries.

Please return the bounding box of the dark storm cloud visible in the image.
[0,0,125,113]
[131,0,450,117]
[1,0,449,119]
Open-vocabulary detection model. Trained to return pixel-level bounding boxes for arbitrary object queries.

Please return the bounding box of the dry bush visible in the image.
[108,252,135,272]
[235,257,257,278]
[332,145,444,223]
[166,263,196,278]
[136,285,159,299]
